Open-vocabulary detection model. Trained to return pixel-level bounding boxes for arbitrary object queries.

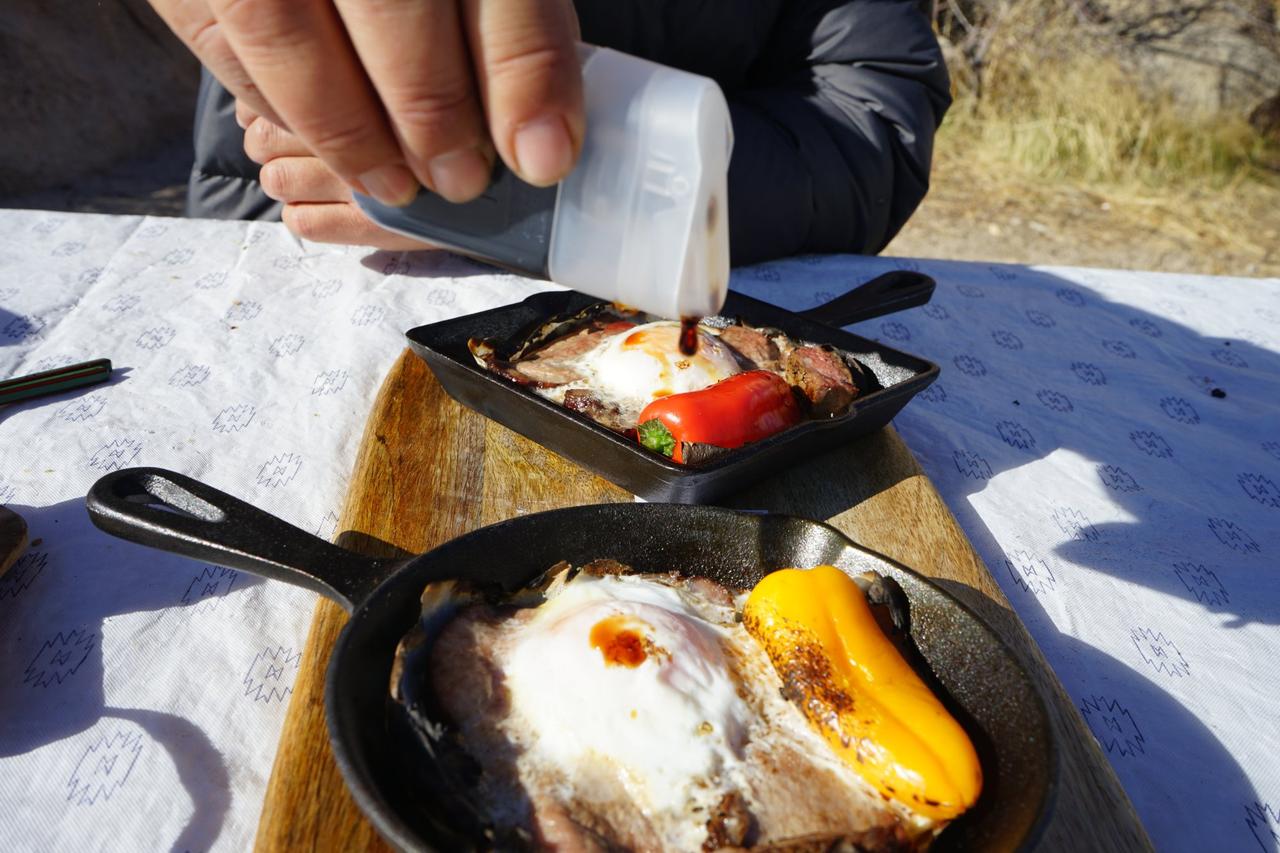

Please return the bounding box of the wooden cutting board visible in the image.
[255,350,1153,852]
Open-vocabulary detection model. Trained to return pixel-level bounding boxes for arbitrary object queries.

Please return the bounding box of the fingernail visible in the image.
[427,147,493,203]
[358,164,419,207]
[513,115,574,186]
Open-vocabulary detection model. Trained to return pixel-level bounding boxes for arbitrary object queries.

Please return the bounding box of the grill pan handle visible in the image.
[795,270,935,328]
[86,467,395,612]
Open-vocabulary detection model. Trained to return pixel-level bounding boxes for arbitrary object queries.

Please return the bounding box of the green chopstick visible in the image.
[0,358,113,405]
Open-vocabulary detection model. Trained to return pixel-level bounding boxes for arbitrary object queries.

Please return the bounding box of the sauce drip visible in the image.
[589,616,648,667]
[678,316,701,356]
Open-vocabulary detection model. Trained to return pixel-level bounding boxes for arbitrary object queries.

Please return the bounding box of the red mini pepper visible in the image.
[636,370,801,463]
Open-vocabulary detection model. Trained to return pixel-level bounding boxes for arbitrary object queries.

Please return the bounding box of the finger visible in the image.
[234,99,259,130]
[208,0,418,207]
[333,0,494,203]
[462,0,584,186]
[260,157,351,203]
[243,116,311,164]
[282,202,436,250]
[148,0,286,128]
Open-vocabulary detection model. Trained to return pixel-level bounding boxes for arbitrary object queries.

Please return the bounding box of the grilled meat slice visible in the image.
[514,325,622,385]
[719,324,782,370]
[515,361,585,386]
[784,345,860,417]
[563,390,632,432]
[471,320,636,389]
[704,791,752,851]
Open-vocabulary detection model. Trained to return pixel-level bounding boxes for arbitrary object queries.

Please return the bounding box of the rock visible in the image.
[0,0,199,194]
[937,1,1280,125]
[1074,0,1280,121]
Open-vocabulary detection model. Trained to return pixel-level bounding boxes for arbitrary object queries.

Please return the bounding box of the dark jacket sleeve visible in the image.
[725,1,950,264]
[579,0,951,266]
[186,69,281,221]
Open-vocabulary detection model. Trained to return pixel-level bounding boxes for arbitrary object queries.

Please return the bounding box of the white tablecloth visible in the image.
[0,210,1276,852]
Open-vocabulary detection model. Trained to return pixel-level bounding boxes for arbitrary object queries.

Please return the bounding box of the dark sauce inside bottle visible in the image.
[679,316,701,356]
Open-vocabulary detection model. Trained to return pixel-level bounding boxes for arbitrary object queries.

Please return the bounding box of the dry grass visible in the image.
[945,58,1276,190]
[905,30,1280,276]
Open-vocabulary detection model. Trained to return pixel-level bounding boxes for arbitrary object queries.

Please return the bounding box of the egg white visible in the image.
[500,574,750,849]
[537,321,741,424]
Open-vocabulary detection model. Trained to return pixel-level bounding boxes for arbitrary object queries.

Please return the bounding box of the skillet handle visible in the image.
[86,467,395,612]
[795,270,935,328]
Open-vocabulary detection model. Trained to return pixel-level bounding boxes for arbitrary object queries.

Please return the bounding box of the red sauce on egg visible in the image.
[590,616,648,667]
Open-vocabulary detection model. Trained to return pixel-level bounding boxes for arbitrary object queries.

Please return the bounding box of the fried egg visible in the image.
[501,574,750,849]
[543,320,741,423]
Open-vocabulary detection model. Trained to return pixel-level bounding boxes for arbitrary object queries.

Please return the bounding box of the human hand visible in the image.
[242,106,432,249]
[150,0,584,205]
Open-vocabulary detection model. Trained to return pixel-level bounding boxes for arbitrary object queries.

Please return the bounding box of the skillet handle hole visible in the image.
[117,474,228,523]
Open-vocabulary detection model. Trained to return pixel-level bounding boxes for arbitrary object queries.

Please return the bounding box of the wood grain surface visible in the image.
[0,506,28,579]
[255,349,1153,852]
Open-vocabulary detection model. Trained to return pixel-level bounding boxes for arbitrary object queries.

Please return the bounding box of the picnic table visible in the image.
[1,209,1276,852]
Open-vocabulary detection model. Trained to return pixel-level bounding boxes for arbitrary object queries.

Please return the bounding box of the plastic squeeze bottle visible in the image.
[355,45,733,322]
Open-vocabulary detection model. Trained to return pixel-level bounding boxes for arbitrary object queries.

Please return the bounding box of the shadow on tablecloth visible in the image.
[0,496,265,852]
[881,263,1279,852]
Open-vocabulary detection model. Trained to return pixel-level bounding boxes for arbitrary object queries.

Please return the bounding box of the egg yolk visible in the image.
[742,566,982,820]
[589,615,650,667]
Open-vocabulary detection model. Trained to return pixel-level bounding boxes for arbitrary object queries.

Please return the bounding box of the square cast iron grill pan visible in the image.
[405,271,940,503]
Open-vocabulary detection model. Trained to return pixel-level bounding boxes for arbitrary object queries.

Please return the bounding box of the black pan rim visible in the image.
[404,290,942,478]
[413,340,940,478]
[321,502,1058,853]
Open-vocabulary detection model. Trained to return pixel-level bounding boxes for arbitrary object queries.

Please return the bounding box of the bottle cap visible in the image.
[549,46,733,320]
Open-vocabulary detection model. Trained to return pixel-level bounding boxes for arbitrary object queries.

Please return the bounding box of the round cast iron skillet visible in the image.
[86,467,1056,852]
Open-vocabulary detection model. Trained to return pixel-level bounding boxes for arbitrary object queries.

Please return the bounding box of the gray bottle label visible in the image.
[356,165,556,277]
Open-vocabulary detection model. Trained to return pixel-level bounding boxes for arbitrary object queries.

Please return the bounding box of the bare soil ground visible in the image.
[886,150,1280,278]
